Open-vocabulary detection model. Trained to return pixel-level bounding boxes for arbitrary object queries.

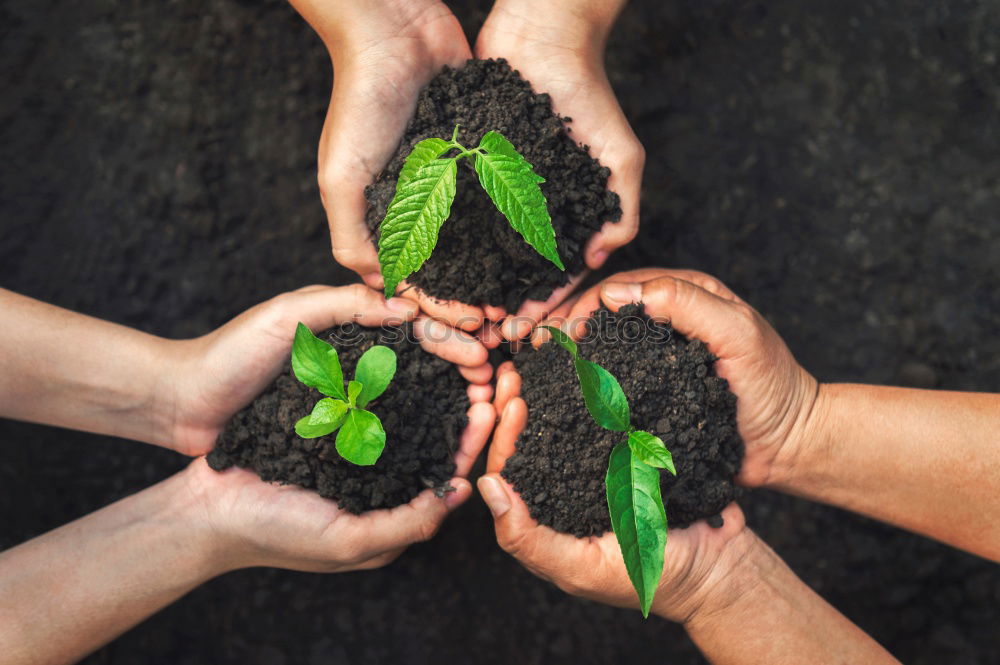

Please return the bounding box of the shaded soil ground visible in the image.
[505,304,742,535]
[1,1,998,663]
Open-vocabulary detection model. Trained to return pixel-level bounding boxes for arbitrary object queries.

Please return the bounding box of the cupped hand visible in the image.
[477,0,644,340]
[167,284,492,457]
[537,268,820,489]
[181,387,494,573]
[480,361,756,622]
[289,0,472,287]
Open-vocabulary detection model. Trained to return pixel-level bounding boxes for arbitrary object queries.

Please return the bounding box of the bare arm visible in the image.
[772,384,1000,561]
[0,288,177,447]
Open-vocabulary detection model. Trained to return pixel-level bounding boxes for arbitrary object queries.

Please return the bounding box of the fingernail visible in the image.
[444,478,470,509]
[386,297,415,314]
[477,476,511,518]
[602,281,642,305]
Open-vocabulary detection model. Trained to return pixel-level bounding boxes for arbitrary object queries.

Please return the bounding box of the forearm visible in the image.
[681,532,897,664]
[0,289,178,447]
[0,466,225,665]
[773,383,1000,561]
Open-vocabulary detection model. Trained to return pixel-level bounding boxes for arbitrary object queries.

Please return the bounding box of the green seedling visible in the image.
[541,326,677,618]
[378,125,564,298]
[290,322,397,466]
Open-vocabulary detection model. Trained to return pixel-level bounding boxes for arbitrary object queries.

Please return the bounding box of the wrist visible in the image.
[169,460,247,577]
[486,0,625,56]
[766,381,835,491]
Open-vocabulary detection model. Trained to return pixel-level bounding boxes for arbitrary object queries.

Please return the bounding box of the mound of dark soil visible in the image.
[207,323,468,513]
[502,304,743,535]
[364,58,621,312]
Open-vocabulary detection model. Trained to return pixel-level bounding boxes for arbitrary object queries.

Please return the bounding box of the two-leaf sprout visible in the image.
[378,126,564,298]
[291,323,397,466]
[541,326,677,618]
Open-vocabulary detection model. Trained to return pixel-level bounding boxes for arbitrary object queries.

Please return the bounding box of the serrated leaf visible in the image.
[396,138,452,191]
[475,133,564,271]
[574,358,631,432]
[347,380,363,408]
[291,322,346,400]
[354,345,397,408]
[379,158,458,297]
[628,431,676,474]
[606,441,668,618]
[335,409,386,466]
[294,398,348,439]
[539,325,578,358]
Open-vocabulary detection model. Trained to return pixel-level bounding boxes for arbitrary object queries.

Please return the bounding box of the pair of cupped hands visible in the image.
[164,266,818,625]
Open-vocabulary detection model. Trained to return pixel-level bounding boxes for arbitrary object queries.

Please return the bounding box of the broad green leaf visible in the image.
[294,398,348,439]
[335,409,386,466]
[291,322,346,400]
[475,132,564,271]
[628,431,676,474]
[539,325,578,358]
[347,380,363,408]
[354,345,397,408]
[606,441,668,618]
[378,157,458,298]
[395,138,452,191]
[574,358,631,432]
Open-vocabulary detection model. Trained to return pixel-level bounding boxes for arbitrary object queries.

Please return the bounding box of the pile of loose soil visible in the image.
[502,304,743,535]
[207,323,468,513]
[364,58,621,312]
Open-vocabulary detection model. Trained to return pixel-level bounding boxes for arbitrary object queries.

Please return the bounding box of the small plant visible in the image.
[378,126,565,298]
[290,323,397,466]
[541,326,676,618]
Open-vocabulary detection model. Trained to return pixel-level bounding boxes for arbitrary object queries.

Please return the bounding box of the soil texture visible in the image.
[503,305,742,535]
[364,58,621,312]
[207,324,468,513]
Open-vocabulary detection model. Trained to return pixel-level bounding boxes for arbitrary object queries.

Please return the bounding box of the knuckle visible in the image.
[415,518,442,544]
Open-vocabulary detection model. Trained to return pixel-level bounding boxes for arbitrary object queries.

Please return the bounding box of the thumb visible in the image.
[599,277,755,360]
[284,283,418,332]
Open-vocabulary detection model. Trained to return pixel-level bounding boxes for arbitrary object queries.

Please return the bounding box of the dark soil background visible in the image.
[2,1,998,663]
[365,58,620,311]
[208,324,468,513]
[505,304,743,535]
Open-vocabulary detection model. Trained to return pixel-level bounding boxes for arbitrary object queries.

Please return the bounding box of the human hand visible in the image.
[167,284,491,457]
[480,361,759,621]
[538,268,819,489]
[477,0,644,340]
[180,382,493,573]
[288,0,472,289]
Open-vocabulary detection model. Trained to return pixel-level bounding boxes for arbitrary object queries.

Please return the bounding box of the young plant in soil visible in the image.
[542,326,676,618]
[291,322,396,466]
[378,125,564,298]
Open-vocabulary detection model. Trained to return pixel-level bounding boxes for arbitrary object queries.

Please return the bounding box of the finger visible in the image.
[400,282,484,332]
[493,362,522,416]
[500,273,587,341]
[477,321,504,349]
[415,317,489,367]
[599,277,755,359]
[478,473,563,561]
[272,284,418,334]
[487,397,527,474]
[358,487,457,552]
[458,362,494,385]
[454,401,496,477]
[467,383,494,404]
[483,304,507,321]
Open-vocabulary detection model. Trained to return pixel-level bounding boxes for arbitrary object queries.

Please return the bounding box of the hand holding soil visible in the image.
[287,0,471,287]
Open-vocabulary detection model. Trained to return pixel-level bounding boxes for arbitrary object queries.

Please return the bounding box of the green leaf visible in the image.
[396,137,452,191]
[291,322,346,400]
[475,132,564,271]
[335,409,386,466]
[628,431,676,474]
[539,325,578,358]
[574,358,631,432]
[354,345,397,408]
[347,380,363,408]
[294,398,348,439]
[378,157,458,298]
[606,441,668,618]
